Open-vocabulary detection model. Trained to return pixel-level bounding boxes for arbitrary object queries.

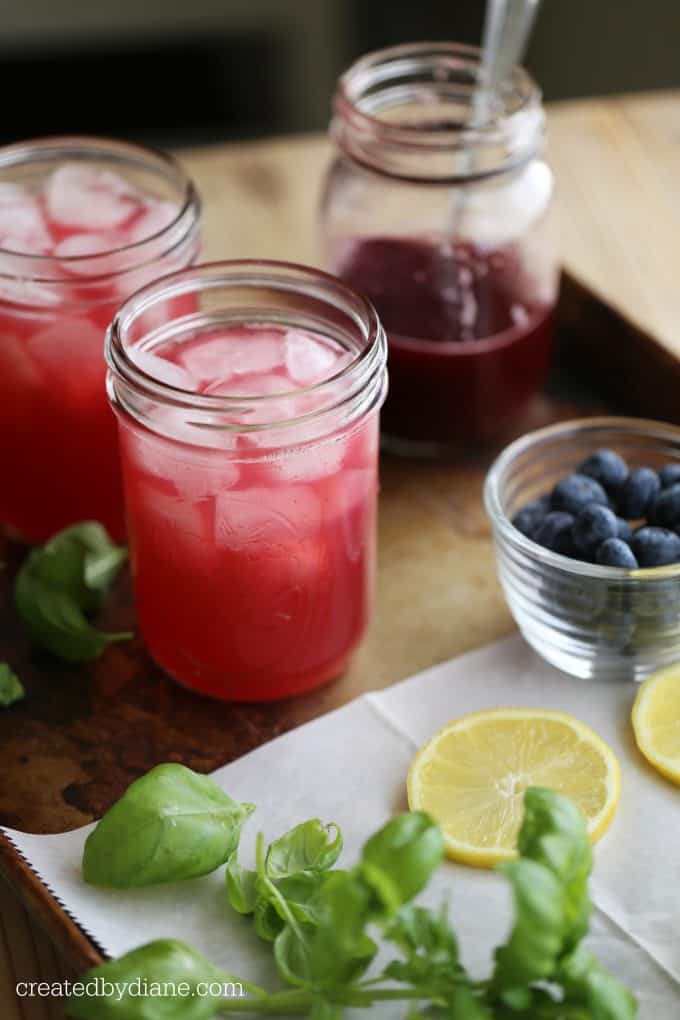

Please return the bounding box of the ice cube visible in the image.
[178,328,284,383]
[0,275,62,307]
[123,412,240,494]
[45,164,141,230]
[0,183,52,254]
[26,317,105,399]
[135,483,212,544]
[215,484,321,550]
[54,232,131,276]
[132,349,194,391]
[129,199,179,243]
[284,329,349,386]
[268,435,348,482]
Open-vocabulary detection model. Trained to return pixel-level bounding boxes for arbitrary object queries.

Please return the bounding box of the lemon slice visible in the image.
[407,708,620,868]
[632,664,680,785]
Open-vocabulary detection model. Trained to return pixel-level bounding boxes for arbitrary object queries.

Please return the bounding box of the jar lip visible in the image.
[106,258,387,435]
[333,41,543,183]
[0,134,200,265]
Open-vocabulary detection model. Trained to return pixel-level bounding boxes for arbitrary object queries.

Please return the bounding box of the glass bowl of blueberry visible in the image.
[484,417,680,680]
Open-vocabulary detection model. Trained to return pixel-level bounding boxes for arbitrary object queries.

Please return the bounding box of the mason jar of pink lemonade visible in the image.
[0,136,201,542]
[106,261,388,701]
[321,43,559,457]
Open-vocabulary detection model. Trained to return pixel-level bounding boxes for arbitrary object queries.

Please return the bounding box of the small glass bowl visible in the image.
[484,417,680,681]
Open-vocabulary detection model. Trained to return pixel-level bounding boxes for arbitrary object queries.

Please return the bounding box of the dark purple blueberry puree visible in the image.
[336,236,555,448]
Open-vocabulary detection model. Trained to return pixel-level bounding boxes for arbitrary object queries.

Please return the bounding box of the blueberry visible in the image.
[616,468,661,519]
[649,483,680,528]
[533,511,575,554]
[551,474,608,516]
[572,504,619,558]
[659,464,680,489]
[615,517,633,542]
[512,496,550,538]
[577,449,628,495]
[630,526,680,567]
[596,538,638,569]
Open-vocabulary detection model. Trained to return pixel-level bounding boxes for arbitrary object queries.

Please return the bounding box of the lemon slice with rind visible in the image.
[407,708,620,868]
[632,664,680,785]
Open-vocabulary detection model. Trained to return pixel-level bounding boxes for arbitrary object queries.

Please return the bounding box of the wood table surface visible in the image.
[3,88,680,1017]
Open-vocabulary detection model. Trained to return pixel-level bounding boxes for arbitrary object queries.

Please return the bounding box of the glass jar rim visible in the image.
[333,41,543,183]
[0,135,200,272]
[106,258,388,441]
[485,415,680,582]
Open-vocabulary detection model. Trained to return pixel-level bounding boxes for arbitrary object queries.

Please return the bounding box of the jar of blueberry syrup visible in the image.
[321,43,559,456]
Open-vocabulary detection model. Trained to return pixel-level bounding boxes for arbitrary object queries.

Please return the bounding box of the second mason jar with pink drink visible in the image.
[106,261,388,700]
[0,137,201,542]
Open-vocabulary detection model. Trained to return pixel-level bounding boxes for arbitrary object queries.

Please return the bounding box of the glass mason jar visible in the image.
[106,260,388,701]
[320,42,559,457]
[0,136,201,543]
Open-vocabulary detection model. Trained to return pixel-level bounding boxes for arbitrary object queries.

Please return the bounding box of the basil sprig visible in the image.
[14,522,131,662]
[68,779,637,1019]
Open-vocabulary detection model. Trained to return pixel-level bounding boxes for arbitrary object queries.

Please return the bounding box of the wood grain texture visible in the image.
[2,91,680,1013]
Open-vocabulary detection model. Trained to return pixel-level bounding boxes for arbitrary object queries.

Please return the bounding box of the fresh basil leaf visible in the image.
[265,820,342,879]
[360,812,444,913]
[383,904,462,988]
[83,764,254,887]
[559,945,638,1020]
[225,850,258,914]
[15,571,131,662]
[491,787,615,1003]
[65,939,237,1020]
[517,786,593,952]
[305,872,377,990]
[254,894,285,942]
[274,924,313,988]
[0,663,24,707]
[14,522,131,663]
[277,873,334,928]
[84,543,129,594]
[492,857,567,990]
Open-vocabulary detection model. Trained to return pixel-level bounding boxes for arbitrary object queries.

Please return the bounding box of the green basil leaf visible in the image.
[14,522,131,663]
[517,786,593,952]
[84,543,129,594]
[0,663,24,707]
[491,787,609,1000]
[383,904,462,988]
[83,764,254,887]
[271,872,336,932]
[492,857,567,989]
[265,820,342,879]
[65,939,238,1020]
[360,812,444,913]
[225,850,258,914]
[273,924,313,988]
[559,945,638,1020]
[305,872,377,990]
[254,894,285,942]
[15,571,131,662]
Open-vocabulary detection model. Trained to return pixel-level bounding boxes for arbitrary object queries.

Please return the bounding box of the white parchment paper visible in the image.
[4,635,680,1016]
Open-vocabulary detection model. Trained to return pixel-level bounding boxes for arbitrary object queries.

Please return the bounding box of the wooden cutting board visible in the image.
[3,90,680,981]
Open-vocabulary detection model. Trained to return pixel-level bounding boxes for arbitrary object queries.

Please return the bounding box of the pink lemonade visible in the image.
[0,143,199,542]
[115,321,383,701]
